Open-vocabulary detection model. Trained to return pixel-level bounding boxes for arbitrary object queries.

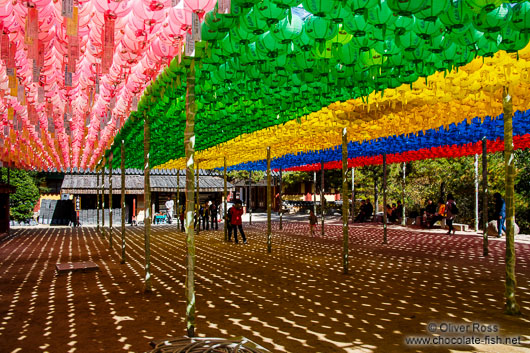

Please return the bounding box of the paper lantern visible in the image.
[347,0,379,15]
[473,3,512,33]
[338,41,361,66]
[511,2,530,34]
[415,0,449,21]
[413,18,443,40]
[241,8,269,35]
[439,0,474,29]
[233,0,261,9]
[393,15,415,36]
[343,13,374,37]
[272,0,302,8]
[270,9,304,43]
[366,0,396,33]
[255,0,285,26]
[465,0,502,13]
[230,25,259,44]
[449,23,484,47]
[387,0,427,16]
[256,31,287,57]
[499,27,530,52]
[302,0,339,17]
[476,33,500,56]
[304,16,338,43]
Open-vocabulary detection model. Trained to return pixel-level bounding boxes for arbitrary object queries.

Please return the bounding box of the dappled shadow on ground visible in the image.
[0,223,529,352]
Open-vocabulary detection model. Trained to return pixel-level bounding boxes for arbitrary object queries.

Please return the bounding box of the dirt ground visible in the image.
[0,222,529,353]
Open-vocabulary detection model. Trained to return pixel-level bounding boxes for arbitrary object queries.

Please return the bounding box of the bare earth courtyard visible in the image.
[0,223,529,353]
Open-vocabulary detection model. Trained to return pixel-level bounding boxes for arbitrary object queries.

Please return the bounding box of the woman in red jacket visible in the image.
[231,200,247,244]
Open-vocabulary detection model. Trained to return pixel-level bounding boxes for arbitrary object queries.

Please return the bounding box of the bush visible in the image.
[1,168,40,222]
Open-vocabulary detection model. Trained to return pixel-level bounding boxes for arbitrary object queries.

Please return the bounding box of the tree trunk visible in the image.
[249,171,252,226]
[503,86,520,315]
[177,171,180,229]
[474,154,479,233]
[101,161,105,238]
[313,171,317,216]
[351,167,355,224]
[224,157,228,241]
[279,167,283,230]
[196,160,199,235]
[374,176,379,218]
[144,113,152,293]
[342,128,349,274]
[482,138,488,257]
[121,140,126,264]
[321,161,325,236]
[96,166,100,234]
[109,152,113,249]
[267,147,272,253]
[184,63,197,336]
[383,154,388,244]
[401,162,406,226]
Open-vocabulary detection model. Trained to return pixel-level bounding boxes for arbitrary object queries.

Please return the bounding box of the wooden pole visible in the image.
[383,153,388,244]
[313,171,317,216]
[96,165,100,234]
[482,137,489,257]
[502,86,520,315]
[196,160,199,235]
[248,171,252,226]
[143,113,152,293]
[176,171,180,229]
[342,128,349,274]
[224,157,228,241]
[320,161,324,236]
[401,162,406,226]
[120,140,126,264]
[279,167,283,230]
[267,147,272,253]
[109,151,113,249]
[184,63,197,336]
[101,159,105,239]
[474,154,479,233]
[351,167,355,223]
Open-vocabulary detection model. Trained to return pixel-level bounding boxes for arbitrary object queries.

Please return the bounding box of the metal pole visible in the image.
[313,171,317,216]
[267,147,272,253]
[474,154,479,233]
[120,140,126,264]
[502,86,519,315]
[401,162,406,226]
[196,160,199,235]
[342,128,349,274]
[176,171,180,230]
[143,113,152,293]
[351,167,355,223]
[383,153,388,244]
[109,151,113,249]
[185,64,197,336]
[224,157,228,241]
[279,167,283,230]
[249,171,252,226]
[482,138,489,256]
[321,161,324,236]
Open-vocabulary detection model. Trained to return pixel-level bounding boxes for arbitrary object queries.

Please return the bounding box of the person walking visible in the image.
[201,202,209,230]
[445,193,458,235]
[493,192,506,238]
[309,209,317,236]
[209,201,218,230]
[226,203,234,241]
[231,200,247,244]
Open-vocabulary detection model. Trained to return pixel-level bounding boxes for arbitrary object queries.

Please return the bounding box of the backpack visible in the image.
[451,203,459,215]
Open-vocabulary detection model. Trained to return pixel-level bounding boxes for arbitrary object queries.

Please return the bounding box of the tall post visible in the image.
[502,87,519,315]
[223,157,228,241]
[248,171,252,226]
[401,162,406,226]
[482,138,489,257]
[196,160,199,235]
[96,166,100,234]
[144,113,152,293]
[176,171,180,229]
[474,154,479,233]
[267,147,272,253]
[109,151,113,249]
[383,153,388,244]
[120,140,126,264]
[313,171,317,216]
[184,63,197,336]
[341,128,349,274]
[320,161,324,236]
[351,167,355,223]
[101,160,105,238]
[279,167,283,230]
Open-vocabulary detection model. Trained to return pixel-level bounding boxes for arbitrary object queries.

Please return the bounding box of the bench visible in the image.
[55,261,99,275]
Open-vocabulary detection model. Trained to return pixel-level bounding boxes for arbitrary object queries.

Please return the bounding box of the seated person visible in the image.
[424,199,437,228]
[386,204,393,223]
[428,200,446,228]
[389,203,397,223]
[354,200,367,222]
[395,200,403,222]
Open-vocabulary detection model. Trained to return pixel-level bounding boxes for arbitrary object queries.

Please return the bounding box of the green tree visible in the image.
[1,168,40,222]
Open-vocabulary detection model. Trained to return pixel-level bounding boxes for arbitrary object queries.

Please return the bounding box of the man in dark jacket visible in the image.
[494,192,506,238]
[365,199,374,221]
[210,202,218,230]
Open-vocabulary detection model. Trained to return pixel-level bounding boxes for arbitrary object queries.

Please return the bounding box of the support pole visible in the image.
[109,151,113,249]
[176,171,180,229]
[267,147,272,253]
[196,161,199,235]
[184,63,197,336]
[96,165,100,234]
[482,138,489,257]
[320,161,324,236]
[248,171,252,226]
[144,113,152,293]
[313,171,317,216]
[502,87,519,315]
[383,153,388,244]
[401,162,406,226]
[101,160,105,239]
[474,154,479,233]
[279,167,283,230]
[342,128,349,274]
[351,167,355,223]
[120,140,126,264]
[224,157,228,241]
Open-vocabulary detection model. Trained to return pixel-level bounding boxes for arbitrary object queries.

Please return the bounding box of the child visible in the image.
[309,210,317,236]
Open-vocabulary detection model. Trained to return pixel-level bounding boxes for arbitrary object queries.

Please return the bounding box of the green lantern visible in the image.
[241,8,269,35]
[439,0,474,29]
[304,16,339,55]
[245,41,269,64]
[449,23,484,47]
[415,0,449,21]
[272,0,302,8]
[476,33,500,56]
[366,0,396,38]
[374,38,400,57]
[326,1,350,24]
[413,18,443,40]
[387,0,427,16]
[453,44,475,66]
[230,25,258,45]
[201,21,228,42]
[499,27,530,52]
[293,29,314,51]
[343,12,375,37]
[359,48,386,67]
[220,35,242,57]
[295,50,317,71]
[393,15,415,36]
[473,4,513,33]
[403,46,430,64]
[398,30,421,50]
[338,41,361,66]
[256,31,287,57]
[270,12,304,43]
[233,0,261,9]
[302,0,340,17]
[347,0,379,15]
[465,0,502,13]
[204,11,237,32]
[512,2,530,34]
[425,34,453,53]
[255,0,286,26]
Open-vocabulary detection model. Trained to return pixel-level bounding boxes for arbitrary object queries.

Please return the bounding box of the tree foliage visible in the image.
[0,168,40,222]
